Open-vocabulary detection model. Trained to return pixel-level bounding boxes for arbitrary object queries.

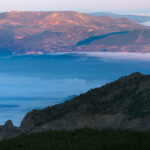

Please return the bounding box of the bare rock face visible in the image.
[4,120,14,127]
[21,72,150,131]
[31,114,150,132]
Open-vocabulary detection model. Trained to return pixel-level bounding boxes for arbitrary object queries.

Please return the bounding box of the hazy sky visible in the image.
[0,0,150,13]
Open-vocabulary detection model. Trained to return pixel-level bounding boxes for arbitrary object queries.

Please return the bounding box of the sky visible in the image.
[0,0,150,13]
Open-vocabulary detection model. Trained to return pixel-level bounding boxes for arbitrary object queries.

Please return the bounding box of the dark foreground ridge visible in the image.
[20,72,150,131]
[1,72,150,140]
[1,128,150,150]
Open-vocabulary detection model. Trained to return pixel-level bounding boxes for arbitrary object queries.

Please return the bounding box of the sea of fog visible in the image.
[0,52,150,126]
[141,21,150,26]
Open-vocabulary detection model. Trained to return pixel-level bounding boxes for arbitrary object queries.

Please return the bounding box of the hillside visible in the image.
[75,29,150,52]
[0,11,149,54]
[1,72,150,140]
[20,72,150,131]
[91,12,150,23]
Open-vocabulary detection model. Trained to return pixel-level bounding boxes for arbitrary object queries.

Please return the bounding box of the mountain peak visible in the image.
[129,72,143,78]
[4,120,14,127]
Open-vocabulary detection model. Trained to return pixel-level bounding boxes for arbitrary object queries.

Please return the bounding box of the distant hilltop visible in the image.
[90,11,150,23]
[0,11,150,54]
[1,72,150,139]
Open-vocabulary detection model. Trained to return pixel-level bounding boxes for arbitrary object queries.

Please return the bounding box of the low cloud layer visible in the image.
[81,52,150,61]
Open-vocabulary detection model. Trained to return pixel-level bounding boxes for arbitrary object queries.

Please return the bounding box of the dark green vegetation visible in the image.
[21,72,150,128]
[1,128,150,150]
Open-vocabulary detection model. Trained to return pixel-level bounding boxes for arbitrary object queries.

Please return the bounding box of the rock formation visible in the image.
[0,120,26,140]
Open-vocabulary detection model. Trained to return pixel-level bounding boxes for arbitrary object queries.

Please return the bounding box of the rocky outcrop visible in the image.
[21,72,150,131]
[4,120,14,127]
[0,120,26,140]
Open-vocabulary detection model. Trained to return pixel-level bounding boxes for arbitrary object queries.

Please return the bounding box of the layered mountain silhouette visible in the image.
[1,72,150,139]
[0,11,149,54]
[20,72,150,131]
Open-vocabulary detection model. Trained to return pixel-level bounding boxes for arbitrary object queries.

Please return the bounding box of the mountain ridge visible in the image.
[90,11,150,23]
[1,72,150,139]
[20,72,150,131]
[0,11,149,54]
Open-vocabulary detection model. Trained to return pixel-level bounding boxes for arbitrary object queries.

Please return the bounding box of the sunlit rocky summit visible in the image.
[1,72,150,139]
[0,11,150,54]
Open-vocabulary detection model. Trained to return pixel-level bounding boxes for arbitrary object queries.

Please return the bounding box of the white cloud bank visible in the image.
[79,52,150,61]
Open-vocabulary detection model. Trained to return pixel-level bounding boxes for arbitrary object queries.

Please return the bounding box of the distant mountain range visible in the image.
[90,12,150,23]
[1,72,150,140]
[0,11,150,54]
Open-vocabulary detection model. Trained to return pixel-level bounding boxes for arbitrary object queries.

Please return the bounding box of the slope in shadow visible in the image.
[76,31,129,46]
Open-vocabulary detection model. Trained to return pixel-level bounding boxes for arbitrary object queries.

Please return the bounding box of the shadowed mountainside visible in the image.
[75,29,150,52]
[20,72,150,131]
[1,72,150,140]
[0,11,149,54]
